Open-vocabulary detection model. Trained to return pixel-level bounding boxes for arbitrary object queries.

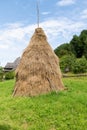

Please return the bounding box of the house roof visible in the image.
[4,57,20,71]
[4,63,14,69]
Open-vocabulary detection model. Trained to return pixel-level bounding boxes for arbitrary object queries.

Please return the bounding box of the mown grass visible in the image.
[0,77,87,130]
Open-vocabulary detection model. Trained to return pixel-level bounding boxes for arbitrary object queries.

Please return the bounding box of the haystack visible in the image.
[13,28,64,96]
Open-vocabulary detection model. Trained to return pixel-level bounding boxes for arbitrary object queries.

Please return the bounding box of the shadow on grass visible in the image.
[0,124,11,130]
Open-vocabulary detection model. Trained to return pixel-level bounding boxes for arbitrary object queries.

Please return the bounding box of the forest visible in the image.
[55,30,87,73]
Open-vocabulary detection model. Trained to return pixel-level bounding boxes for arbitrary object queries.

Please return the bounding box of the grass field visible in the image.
[0,77,87,130]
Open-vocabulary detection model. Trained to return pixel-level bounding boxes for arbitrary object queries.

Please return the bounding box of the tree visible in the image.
[72,56,87,73]
[70,35,84,58]
[0,67,3,81]
[54,43,72,58]
[60,54,76,73]
[5,71,15,80]
[79,30,87,58]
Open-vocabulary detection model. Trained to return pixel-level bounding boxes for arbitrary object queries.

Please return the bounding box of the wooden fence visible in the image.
[63,74,87,78]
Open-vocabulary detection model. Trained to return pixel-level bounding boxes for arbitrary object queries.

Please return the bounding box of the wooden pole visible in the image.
[37,0,40,28]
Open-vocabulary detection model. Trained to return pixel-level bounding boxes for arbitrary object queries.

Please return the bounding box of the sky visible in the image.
[0,0,87,66]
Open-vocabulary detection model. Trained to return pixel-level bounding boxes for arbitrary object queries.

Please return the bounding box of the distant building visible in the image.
[4,57,20,72]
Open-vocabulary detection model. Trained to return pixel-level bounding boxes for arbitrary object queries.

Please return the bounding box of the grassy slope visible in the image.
[0,78,87,130]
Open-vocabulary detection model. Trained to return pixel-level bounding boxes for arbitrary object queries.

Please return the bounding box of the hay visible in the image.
[13,28,64,96]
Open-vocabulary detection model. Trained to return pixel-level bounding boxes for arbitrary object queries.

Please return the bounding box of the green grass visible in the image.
[0,78,87,130]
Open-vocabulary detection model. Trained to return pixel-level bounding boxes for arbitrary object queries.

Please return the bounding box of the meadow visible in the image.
[0,77,87,130]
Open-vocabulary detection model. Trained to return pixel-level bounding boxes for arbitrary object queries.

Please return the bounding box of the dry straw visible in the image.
[13,28,64,96]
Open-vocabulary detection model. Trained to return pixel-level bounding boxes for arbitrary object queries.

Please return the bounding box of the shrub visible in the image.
[5,71,15,80]
[72,56,87,73]
[60,54,76,73]
[0,67,3,81]
[0,73,3,81]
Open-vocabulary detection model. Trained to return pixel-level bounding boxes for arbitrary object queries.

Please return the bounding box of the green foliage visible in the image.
[60,54,76,73]
[70,30,87,58]
[0,78,87,130]
[55,43,72,58]
[72,56,87,74]
[60,55,87,74]
[0,124,11,130]
[55,29,87,59]
[55,29,87,73]
[70,35,84,58]
[0,73,3,81]
[79,30,87,58]
[0,66,3,73]
[0,67,3,81]
[5,71,15,80]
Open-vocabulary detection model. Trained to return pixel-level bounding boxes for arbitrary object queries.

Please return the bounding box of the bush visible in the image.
[5,71,15,80]
[54,43,72,58]
[0,73,3,81]
[72,56,87,73]
[0,67,3,81]
[60,54,76,73]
